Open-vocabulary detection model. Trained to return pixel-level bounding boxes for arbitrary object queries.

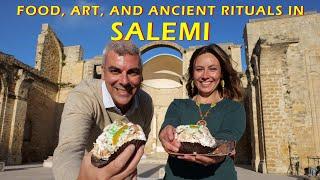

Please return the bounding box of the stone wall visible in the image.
[35,24,63,83]
[57,46,85,103]
[83,55,103,80]
[219,43,243,73]
[23,81,60,163]
[244,12,320,63]
[244,12,320,173]
[0,52,59,165]
[60,45,84,85]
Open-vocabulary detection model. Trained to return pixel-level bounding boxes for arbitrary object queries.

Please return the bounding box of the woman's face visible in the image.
[193,53,222,97]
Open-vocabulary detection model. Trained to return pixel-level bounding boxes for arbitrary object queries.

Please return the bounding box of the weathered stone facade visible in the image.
[35,24,63,83]
[0,53,59,165]
[244,12,320,173]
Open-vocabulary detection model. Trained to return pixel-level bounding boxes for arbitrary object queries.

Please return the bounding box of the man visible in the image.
[53,41,153,180]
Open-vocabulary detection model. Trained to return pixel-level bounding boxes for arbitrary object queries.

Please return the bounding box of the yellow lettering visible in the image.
[148,6,158,15]
[221,6,229,15]
[208,6,216,15]
[83,6,90,15]
[125,23,144,40]
[122,6,131,15]
[172,6,179,16]
[276,6,282,15]
[180,22,200,40]
[197,6,206,15]
[147,23,160,40]
[163,22,176,41]
[109,6,119,15]
[51,6,61,15]
[17,6,24,15]
[246,6,255,16]
[92,6,100,15]
[16,5,61,16]
[111,22,211,41]
[111,22,123,41]
[237,6,244,15]
[187,6,194,15]
[26,6,37,16]
[160,6,170,15]
[38,6,49,15]
[289,6,304,16]
[204,22,210,41]
[256,6,266,16]
[70,6,81,15]
[133,6,143,15]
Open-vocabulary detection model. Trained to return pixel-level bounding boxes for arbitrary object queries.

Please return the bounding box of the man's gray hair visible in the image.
[102,40,141,66]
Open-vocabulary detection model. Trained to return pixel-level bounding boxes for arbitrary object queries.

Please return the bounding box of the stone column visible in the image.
[0,72,8,164]
[7,69,33,165]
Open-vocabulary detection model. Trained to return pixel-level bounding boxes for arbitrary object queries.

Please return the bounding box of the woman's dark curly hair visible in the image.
[186,44,243,101]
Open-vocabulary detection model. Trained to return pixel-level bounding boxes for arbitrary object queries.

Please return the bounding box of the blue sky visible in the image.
[0,0,319,69]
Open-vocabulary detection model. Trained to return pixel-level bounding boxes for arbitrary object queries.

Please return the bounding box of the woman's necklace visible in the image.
[195,96,222,126]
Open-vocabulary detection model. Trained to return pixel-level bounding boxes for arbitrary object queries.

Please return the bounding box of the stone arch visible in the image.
[140,41,185,56]
[140,42,185,154]
[143,54,183,89]
[7,69,33,164]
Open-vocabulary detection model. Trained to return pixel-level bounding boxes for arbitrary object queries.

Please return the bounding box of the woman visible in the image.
[159,44,246,179]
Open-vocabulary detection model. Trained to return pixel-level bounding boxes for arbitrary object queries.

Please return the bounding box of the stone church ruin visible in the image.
[0,12,319,174]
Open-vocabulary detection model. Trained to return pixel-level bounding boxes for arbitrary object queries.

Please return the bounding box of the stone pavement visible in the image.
[0,163,306,180]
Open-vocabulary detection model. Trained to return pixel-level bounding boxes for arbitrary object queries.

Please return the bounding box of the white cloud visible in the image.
[54,0,109,28]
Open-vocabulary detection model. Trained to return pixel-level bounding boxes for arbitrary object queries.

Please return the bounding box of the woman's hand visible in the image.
[176,141,236,166]
[177,154,225,166]
[159,125,181,153]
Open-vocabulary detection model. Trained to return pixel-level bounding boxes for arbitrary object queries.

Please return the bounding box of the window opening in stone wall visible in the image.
[94,65,102,79]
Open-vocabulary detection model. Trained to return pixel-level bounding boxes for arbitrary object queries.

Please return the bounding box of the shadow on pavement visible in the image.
[4,166,42,172]
[139,164,165,178]
[236,164,253,171]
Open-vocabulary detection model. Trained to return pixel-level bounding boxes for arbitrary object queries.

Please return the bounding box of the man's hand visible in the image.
[78,144,144,180]
[159,125,181,153]
[126,168,137,180]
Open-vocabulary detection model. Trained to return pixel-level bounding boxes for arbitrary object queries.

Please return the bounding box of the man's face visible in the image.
[102,50,142,109]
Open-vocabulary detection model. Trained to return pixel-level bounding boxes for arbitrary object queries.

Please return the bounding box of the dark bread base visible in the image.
[91,139,146,168]
[179,142,214,154]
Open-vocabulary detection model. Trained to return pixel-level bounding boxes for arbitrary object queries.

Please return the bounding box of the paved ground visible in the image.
[0,163,306,180]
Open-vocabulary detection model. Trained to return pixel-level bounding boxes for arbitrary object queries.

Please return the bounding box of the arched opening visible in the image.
[139,42,185,155]
[143,54,183,89]
[140,41,184,56]
[7,74,33,164]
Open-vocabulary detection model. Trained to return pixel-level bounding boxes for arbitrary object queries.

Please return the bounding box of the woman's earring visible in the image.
[221,79,225,96]
[191,80,194,89]
[221,79,225,89]
[191,80,196,94]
